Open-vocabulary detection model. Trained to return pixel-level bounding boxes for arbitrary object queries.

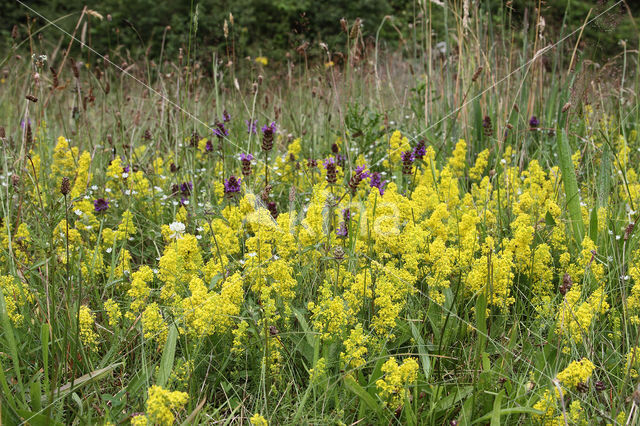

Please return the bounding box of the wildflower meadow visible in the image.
[2,1,640,424]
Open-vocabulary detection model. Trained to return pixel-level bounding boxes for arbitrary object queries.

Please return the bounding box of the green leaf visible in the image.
[490,390,504,426]
[556,130,585,247]
[410,322,432,381]
[344,375,383,419]
[16,409,65,426]
[472,407,544,424]
[47,363,123,403]
[589,207,598,242]
[157,324,178,387]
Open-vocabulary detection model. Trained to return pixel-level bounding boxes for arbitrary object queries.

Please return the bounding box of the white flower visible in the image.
[74,209,83,216]
[91,185,98,190]
[169,221,186,239]
[122,172,129,179]
[106,247,113,253]
[105,187,112,193]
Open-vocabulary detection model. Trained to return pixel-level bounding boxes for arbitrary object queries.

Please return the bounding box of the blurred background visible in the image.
[1,0,639,65]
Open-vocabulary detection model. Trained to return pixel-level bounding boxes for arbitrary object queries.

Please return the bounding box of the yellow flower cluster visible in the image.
[533,358,595,425]
[376,357,419,409]
[131,385,188,425]
[0,275,34,325]
[250,413,269,426]
[79,305,98,350]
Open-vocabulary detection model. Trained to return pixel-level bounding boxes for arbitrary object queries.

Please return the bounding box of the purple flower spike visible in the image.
[261,121,277,134]
[224,176,242,197]
[413,140,426,160]
[401,151,415,175]
[369,172,387,196]
[222,110,231,123]
[336,221,349,238]
[205,140,214,152]
[180,181,193,195]
[240,153,253,176]
[213,122,229,138]
[245,120,258,135]
[529,116,539,128]
[94,198,109,212]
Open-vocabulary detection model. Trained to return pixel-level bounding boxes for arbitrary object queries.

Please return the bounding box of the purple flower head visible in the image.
[261,121,277,134]
[122,165,130,174]
[401,151,415,175]
[224,176,242,197]
[369,172,387,196]
[342,208,351,222]
[349,165,369,193]
[245,119,258,135]
[213,122,229,139]
[323,157,336,169]
[94,198,109,212]
[336,221,349,238]
[355,165,369,177]
[179,181,193,196]
[20,118,31,130]
[261,122,276,151]
[529,116,539,128]
[205,140,214,152]
[413,140,426,160]
[323,157,337,184]
[222,109,231,123]
[267,201,278,219]
[240,153,253,176]
[401,151,414,163]
[240,153,254,162]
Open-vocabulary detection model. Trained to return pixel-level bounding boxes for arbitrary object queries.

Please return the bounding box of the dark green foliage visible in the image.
[2,0,638,63]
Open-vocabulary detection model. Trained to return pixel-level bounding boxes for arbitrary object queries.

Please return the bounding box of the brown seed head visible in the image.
[340,18,348,33]
[60,177,71,195]
[472,66,483,82]
[11,174,20,190]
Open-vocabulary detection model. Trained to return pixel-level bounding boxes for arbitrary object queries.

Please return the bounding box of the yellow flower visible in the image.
[79,305,98,350]
[135,385,188,426]
[0,274,34,325]
[376,357,419,408]
[250,413,268,426]
[556,358,595,389]
[255,56,268,66]
[104,298,121,328]
[341,323,368,369]
[142,303,167,345]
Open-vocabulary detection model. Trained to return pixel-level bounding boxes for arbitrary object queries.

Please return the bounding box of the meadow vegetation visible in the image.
[2,1,640,424]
